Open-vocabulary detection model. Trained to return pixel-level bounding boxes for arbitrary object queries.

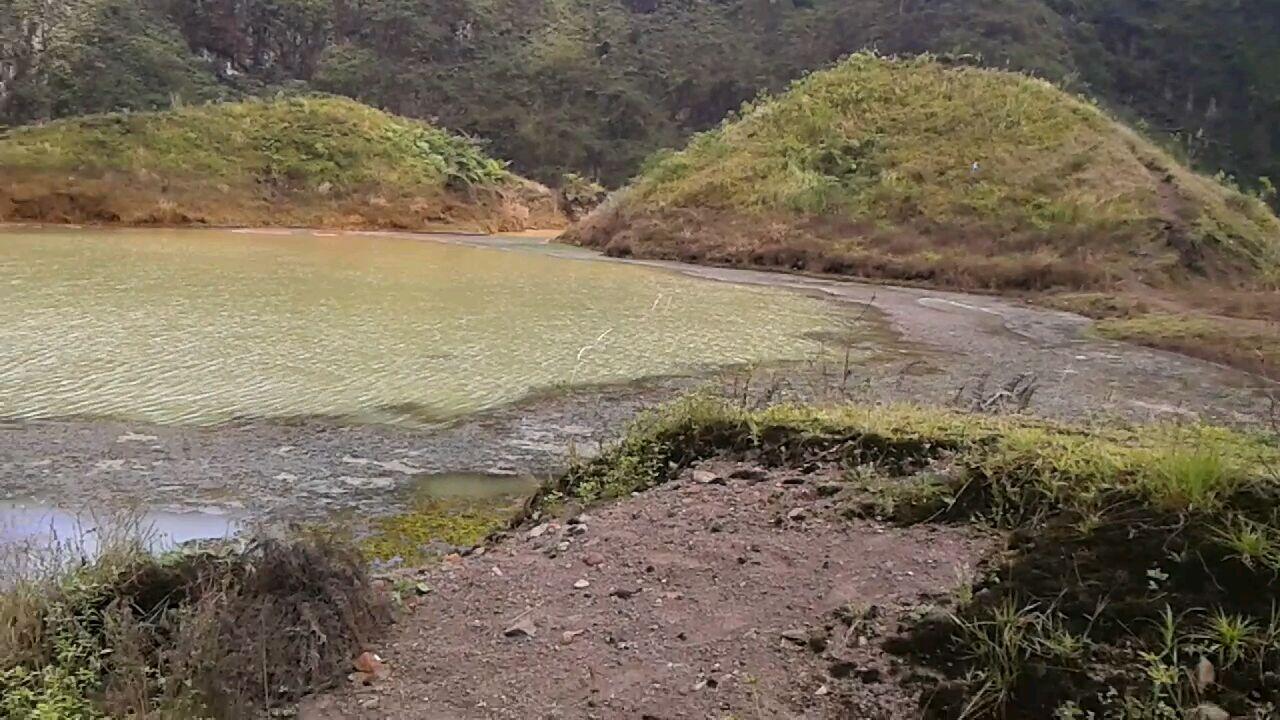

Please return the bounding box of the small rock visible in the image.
[414,582,432,596]
[352,651,389,680]
[583,552,606,567]
[504,616,537,638]
[568,524,588,536]
[527,523,551,539]
[829,660,857,678]
[806,631,828,654]
[116,432,160,443]
[491,566,504,577]
[786,507,808,521]
[610,587,640,600]
[728,466,768,481]
[692,469,725,485]
[815,684,829,697]
[556,541,570,551]
[561,629,585,645]
[780,628,808,646]
[1189,703,1230,720]
[1193,656,1215,692]
[339,476,395,490]
[574,579,591,589]
[815,483,844,497]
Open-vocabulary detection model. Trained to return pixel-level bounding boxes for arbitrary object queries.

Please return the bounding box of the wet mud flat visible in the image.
[1,252,1276,544]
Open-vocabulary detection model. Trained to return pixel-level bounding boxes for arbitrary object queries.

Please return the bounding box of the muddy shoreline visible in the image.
[0,235,1273,533]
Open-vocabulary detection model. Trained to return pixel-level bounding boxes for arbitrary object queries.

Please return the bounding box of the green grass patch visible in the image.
[361,498,513,563]
[1092,313,1280,380]
[534,395,1277,521]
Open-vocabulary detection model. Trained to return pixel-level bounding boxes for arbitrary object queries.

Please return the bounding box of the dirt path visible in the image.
[298,461,993,719]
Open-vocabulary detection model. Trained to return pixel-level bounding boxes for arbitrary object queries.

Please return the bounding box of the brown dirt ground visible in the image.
[298,460,993,719]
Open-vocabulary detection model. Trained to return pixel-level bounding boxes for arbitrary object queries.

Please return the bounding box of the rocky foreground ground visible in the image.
[299,458,992,719]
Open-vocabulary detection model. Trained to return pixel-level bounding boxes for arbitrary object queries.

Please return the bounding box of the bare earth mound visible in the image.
[0,97,565,232]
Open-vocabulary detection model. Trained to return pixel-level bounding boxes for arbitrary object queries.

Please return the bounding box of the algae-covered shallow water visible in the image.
[0,227,856,425]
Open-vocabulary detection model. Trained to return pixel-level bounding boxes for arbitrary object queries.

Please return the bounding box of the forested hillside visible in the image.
[2,0,1277,193]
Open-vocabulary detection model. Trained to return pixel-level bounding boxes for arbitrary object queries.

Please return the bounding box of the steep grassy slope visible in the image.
[0,96,563,230]
[568,55,1279,290]
[2,0,1278,193]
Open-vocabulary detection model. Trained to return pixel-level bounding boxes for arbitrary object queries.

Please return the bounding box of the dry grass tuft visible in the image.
[0,531,388,718]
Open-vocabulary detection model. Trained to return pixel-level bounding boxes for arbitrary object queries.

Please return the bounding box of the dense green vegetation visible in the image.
[1,0,1277,193]
[533,395,1280,717]
[0,96,562,229]
[568,55,1280,291]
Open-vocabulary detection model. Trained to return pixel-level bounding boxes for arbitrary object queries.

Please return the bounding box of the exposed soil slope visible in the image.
[0,97,564,231]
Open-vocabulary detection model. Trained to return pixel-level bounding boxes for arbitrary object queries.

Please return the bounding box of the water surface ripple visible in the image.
[0,228,854,425]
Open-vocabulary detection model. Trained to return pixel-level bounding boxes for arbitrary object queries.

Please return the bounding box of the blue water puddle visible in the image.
[0,499,241,556]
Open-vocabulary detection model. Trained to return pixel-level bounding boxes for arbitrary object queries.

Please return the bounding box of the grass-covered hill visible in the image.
[2,0,1278,195]
[568,54,1280,290]
[565,54,1280,377]
[0,96,563,230]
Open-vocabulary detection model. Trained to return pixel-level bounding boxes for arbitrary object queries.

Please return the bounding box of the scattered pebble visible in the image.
[503,616,537,638]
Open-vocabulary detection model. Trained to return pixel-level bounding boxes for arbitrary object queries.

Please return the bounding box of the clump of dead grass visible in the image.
[0,530,388,718]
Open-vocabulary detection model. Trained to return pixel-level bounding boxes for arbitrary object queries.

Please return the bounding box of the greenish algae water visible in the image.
[0,227,859,425]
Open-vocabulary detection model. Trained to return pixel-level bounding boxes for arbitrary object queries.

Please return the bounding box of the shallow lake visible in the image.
[0,227,856,425]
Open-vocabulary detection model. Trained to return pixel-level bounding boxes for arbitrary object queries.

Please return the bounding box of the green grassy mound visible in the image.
[567,54,1280,292]
[0,96,564,231]
[528,396,1280,718]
